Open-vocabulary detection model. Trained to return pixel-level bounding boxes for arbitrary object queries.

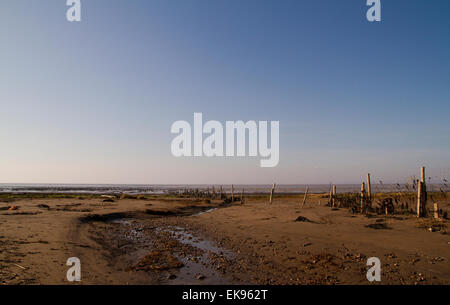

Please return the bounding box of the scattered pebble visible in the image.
[167,274,177,280]
[196,274,205,280]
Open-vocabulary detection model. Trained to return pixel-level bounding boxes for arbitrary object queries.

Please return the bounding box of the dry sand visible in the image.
[0,194,449,285]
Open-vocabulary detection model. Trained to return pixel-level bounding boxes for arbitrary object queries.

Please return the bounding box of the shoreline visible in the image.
[1,183,449,196]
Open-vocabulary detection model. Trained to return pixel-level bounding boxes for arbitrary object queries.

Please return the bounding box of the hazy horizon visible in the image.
[1,182,448,195]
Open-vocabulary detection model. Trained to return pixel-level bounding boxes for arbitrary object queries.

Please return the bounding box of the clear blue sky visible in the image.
[1,0,449,184]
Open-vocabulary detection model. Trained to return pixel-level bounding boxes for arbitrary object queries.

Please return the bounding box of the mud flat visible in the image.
[0,193,449,284]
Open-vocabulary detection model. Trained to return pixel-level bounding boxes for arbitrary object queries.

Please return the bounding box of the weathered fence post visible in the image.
[417,166,427,217]
[302,186,309,207]
[367,173,372,208]
[328,185,332,206]
[417,180,423,217]
[332,185,336,207]
[360,182,366,213]
[231,184,234,202]
[241,189,244,204]
[434,203,439,219]
[220,185,223,199]
[422,167,427,213]
[269,183,275,204]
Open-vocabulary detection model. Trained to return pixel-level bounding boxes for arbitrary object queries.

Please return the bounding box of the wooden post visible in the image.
[240,189,244,204]
[417,166,427,217]
[269,183,275,204]
[422,167,427,214]
[332,185,336,207]
[367,173,372,208]
[434,203,439,219]
[328,185,332,206]
[302,186,309,207]
[417,180,423,217]
[231,184,234,202]
[360,182,366,213]
[220,186,223,199]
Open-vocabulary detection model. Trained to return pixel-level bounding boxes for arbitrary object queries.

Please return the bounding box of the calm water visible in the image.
[0,183,448,194]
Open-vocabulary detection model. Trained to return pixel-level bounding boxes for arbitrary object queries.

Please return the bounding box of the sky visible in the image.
[0,0,449,185]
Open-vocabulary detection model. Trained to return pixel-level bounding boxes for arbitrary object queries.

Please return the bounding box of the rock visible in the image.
[167,274,177,280]
[196,274,206,280]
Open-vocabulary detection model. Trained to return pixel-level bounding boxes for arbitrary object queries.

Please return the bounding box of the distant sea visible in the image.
[0,183,448,195]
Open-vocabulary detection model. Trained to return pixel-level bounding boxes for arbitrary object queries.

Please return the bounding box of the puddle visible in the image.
[107,217,237,284]
[163,226,234,258]
[109,218,132,225]
[190,208,218,217]
[160,226,235,284]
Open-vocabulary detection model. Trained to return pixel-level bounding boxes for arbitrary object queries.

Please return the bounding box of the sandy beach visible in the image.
[0,192,448,285]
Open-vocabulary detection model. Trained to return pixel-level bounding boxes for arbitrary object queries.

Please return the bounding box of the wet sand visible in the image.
[0,194,449,285]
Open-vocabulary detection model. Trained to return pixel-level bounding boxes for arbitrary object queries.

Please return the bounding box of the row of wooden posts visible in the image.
[179,185,248,203]
[266,166,438,219]
[179,166,438,218]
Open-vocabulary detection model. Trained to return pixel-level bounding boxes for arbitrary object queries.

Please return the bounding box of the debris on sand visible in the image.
[13,263,26,270]
[196,274,206,280]
[409,258,420,265]
[416,218,446,232]
[8,206,18,211]
[36,204,50,209]
[133,251,184,272]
